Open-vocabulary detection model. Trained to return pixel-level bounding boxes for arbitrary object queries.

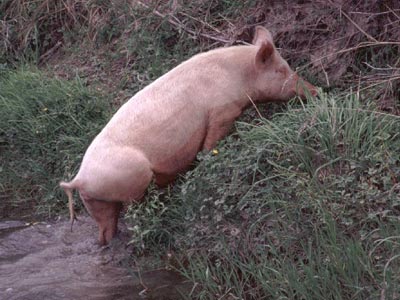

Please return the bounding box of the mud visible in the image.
[0,216,187,300]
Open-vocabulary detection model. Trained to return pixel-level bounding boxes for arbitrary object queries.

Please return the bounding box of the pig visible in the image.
[60,26,317,245]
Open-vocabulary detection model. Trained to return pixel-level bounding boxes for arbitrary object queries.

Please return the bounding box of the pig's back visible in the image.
[80,58,211,176]
[78,46,251,179]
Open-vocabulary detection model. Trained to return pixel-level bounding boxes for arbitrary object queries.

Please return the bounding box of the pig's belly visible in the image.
[147,125,207,176]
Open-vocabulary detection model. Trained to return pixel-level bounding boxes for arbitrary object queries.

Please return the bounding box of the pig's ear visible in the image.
[255,42,274,69]
[252,26,274,46]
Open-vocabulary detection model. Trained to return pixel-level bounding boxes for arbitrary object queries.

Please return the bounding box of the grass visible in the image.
[1,1,400,298]
[125,93,400,299]
[0,67,111,218]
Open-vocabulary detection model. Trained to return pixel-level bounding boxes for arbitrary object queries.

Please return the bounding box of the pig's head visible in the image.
[250,26,317,102]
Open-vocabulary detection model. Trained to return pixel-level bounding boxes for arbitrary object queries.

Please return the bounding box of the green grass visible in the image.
[125,93,400,299]
[0,67,111,217]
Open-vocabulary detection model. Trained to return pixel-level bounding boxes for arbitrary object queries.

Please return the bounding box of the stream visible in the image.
[0,216,187,300]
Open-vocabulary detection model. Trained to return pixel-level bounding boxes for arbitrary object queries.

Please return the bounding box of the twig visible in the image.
[39,40,62,63]
[341,10,378,42]
[136,1,231,44]
[350,9,400,17]
[246,93,263,119]
[363,62,400,71]
[320,60,330,86]
[355,76,400,94]
[385,4,400,20]
[179,11,222,34]
[298,41,400,72]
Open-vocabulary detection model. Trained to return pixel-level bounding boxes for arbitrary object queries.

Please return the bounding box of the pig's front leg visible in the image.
[203,104,242,151]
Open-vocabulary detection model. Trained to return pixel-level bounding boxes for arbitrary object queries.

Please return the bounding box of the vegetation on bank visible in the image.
[0,69,110,217]
[1,0,399,299]
[126,94,400,299]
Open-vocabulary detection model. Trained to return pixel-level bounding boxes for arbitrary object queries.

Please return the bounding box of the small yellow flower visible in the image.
[212,149,219,155]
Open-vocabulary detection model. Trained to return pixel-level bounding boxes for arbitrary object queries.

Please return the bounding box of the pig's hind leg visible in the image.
[78,148,154,245]
[80,193,123,245]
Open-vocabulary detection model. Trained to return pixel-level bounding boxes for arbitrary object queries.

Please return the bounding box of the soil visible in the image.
[0,216,187,300]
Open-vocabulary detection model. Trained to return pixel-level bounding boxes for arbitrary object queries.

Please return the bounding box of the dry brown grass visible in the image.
[1,0,399,111]
[134,1,400,112]
[0,0,134,62]
[137,1,400,112]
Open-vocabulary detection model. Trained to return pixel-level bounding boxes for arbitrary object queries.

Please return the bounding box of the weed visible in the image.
[126,93,400,299]
[0,67,110,218]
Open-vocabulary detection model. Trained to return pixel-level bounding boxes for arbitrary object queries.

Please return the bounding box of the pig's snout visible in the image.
[299,79,318,98]
[291,74,317,99]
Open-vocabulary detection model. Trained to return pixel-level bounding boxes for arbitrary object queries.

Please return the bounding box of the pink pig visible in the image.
[60,26,317,245]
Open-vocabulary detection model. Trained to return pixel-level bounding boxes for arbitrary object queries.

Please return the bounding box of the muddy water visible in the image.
[0,216,187,300]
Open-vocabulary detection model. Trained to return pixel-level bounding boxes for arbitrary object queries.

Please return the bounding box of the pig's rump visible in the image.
[74,142,151,201]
